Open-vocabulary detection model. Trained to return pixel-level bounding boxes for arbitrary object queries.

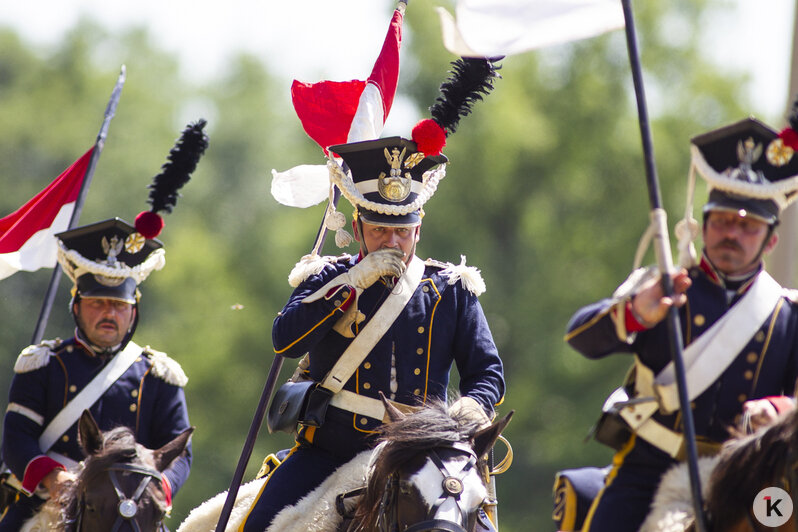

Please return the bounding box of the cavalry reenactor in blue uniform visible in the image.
[561,116,798,532]
[0,219,192,531]
[241,133,505,530]
[0,121,207,531]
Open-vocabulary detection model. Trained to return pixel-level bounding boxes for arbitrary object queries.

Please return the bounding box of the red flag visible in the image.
[292,6,403,153]
[0,147,93,279]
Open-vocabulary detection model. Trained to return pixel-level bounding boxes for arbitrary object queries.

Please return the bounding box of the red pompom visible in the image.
[135,211,164,239]
[779,127,798,150]
[411,119,446,156]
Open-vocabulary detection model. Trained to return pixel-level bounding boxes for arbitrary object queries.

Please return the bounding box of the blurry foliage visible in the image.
[0,0,764,529]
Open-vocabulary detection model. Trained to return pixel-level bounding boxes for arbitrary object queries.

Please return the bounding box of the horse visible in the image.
[640,405,798,532]
[178,397,513,532]
[21,410,194,532]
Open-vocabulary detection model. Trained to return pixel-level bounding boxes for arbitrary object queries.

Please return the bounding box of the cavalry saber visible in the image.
[214,185,342,532]
[620,2,708,531]
[30,65,127,345]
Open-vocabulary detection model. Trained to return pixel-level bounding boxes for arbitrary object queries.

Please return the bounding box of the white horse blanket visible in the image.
[178,450,372,532]
[638,456,718,532]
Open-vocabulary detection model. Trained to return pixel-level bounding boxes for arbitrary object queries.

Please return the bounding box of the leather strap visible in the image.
[321,256,425,394]
[329,390,419,422]
[39,341,143,452]
[654,271,782,412]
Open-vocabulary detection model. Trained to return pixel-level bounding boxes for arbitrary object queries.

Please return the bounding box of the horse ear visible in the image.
[78,409,103,456]
[379,391,406,422]
[152,427,194,472]
[472,410,513,459]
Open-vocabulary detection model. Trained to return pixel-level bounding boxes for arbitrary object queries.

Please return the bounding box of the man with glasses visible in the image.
[563,117,798,532]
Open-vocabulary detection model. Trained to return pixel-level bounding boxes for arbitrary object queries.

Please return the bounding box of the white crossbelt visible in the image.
[322,256,425,394]
[653,271,782,413]
[39,340,143,452]
[620,271,783,457]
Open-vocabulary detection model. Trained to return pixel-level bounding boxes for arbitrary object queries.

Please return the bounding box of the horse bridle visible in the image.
[75,462,165,532]
[382,442,482,532]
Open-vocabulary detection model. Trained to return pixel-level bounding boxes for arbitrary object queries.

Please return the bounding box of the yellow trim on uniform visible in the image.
[274,306,344,355]
[424,278,441,402]
[750,299,780,394]
[582,434,636,532]
[563,306,614,343]
[239,444,300,532]
[551,472,578,530]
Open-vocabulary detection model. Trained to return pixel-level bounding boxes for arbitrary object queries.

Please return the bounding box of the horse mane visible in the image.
[348,398,486,531]
[59,425,166,529]
[705,406,798,530]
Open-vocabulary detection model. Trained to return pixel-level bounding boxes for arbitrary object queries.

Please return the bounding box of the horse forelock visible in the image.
[351,398,484,531]
[59,425,167,529]
[706,406,798,529]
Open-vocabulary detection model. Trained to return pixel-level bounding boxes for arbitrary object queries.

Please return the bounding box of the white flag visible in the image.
[438,0,624,57]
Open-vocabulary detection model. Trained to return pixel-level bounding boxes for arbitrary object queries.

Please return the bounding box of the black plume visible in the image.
[428,57,501,137]
[147,119,209,214]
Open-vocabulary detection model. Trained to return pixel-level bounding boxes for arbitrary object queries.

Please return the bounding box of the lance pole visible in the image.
[214,185,342,532]
[30,65,127,344]
[620,2,707,531]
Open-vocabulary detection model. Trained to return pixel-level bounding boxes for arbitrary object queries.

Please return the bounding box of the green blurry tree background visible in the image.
[0,1,770,529]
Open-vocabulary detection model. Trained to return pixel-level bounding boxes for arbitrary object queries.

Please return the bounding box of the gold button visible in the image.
[341,291,350,299]
[414,389,421,395]
[414,368,421,375]
[129,404,137,412]
[693,315,705,327]
[744,370,754,380]
[363,362,371,369]
[66,345,74,353]
[363,382,371,390]
[416,348,424,355]
[755,331,765,343]
[690,402,696,409]
[746,352,758,364]
[131,390,138,398]
[360,418,368,425]
[417,326,425,334]
[422,285,430,292]
[690,270,699,279]
[738,394,747,403]
[62,435,69,442]
[136,357,142,362]
[69,385,77,393]
[333,300,342,307]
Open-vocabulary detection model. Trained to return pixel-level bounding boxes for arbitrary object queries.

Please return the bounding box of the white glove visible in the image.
[448,396,492,429]
[302,248,406,304]
[346,248,406,289]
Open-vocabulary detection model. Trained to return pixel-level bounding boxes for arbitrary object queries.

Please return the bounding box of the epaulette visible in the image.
[14,339,63,373]
[783,287,798,303]
[425,255,486,296]
[288,253,353,288]
[143,347,188,387]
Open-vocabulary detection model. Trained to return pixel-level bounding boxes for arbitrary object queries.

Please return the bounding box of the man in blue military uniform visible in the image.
[0,218,192,530]
[241,135,505,531]
[563,117,798,532]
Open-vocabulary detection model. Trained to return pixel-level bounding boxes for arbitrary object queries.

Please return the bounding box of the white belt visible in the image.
[330,390,418,423]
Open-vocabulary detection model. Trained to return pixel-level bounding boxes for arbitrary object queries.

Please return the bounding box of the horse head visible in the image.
[57,410,193,532]
[350,396,513,532]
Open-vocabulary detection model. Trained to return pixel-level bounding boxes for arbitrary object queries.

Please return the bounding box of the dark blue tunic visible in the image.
[565,257,798,532]
[1,336,192,529]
